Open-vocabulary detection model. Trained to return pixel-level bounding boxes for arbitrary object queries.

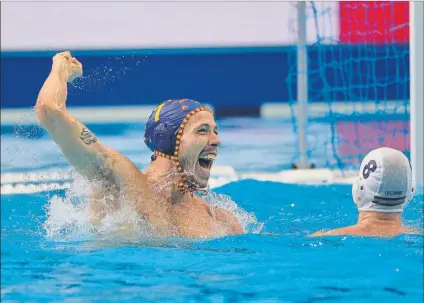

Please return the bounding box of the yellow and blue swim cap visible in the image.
[144,99,211,157]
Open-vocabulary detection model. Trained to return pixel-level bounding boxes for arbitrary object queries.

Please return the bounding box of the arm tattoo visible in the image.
[80,128,98,145]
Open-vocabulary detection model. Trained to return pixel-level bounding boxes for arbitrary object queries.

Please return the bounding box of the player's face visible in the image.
[178,111,221,188]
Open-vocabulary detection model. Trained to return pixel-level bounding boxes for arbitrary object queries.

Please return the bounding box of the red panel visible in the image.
[336,120,410,165]
[339,1,409,44]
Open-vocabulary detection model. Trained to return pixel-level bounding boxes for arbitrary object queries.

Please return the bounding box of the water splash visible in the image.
[69,55,149,94]
[42,172,262,241]
[202,190,264,234]
[42,174,154,241]
[2,54,149,172]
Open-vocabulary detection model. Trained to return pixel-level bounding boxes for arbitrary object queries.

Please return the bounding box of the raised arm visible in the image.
[35,51,138,184]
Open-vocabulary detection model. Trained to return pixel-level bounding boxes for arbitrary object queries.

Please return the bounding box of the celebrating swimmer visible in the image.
[35,51,244,238]
[310,147,417,237]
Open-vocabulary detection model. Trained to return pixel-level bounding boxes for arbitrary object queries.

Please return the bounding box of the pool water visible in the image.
[1,118,423,302]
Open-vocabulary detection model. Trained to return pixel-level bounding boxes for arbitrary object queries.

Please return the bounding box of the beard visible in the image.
[178,153,210,189]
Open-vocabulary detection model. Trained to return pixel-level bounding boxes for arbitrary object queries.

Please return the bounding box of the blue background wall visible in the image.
[1,45,409,116]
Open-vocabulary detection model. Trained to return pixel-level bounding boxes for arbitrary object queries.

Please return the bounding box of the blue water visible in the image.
[1,118,423,302]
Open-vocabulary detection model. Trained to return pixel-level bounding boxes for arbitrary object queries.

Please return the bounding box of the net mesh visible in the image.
[288,1,410,170]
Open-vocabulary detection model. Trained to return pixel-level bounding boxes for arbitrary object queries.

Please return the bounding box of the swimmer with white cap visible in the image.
[310,147,417,237]
[35,51,244,238]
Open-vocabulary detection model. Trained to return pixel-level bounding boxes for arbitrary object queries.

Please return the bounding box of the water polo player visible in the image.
[310,147,417,237]
[35,51,244,238]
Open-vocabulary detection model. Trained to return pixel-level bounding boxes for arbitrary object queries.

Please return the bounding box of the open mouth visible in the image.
[197,154,216,172]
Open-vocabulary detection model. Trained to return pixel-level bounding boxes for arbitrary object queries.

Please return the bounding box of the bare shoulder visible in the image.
[105,148,139,171]
[103,148,144,185]
[215,207,245,235]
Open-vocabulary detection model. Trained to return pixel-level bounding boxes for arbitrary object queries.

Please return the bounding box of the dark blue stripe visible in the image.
[372,200,405,207]
[1,44,410,114]
[374,195,406,201]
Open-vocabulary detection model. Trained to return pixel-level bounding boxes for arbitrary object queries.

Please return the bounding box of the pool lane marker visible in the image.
[1,168,360,195]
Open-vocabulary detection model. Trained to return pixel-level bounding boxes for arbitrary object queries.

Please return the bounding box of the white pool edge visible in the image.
[0,167,358,195]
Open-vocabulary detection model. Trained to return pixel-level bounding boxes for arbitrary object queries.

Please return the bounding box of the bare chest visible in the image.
[120,177,233,238]
[169,204,232,238]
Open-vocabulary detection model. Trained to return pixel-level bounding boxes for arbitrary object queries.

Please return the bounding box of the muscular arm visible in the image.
[35,52,139,186]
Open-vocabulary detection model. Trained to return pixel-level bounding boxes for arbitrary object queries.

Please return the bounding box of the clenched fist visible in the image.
[51,51,83,82]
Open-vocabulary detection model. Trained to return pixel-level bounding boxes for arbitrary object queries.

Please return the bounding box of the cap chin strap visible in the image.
[153,150,193,194]
[153,106,212,194]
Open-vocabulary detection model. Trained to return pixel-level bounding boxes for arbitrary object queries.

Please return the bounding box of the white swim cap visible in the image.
[352,147,415,213]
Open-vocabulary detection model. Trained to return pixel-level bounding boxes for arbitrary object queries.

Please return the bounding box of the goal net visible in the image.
[289,1,410,171]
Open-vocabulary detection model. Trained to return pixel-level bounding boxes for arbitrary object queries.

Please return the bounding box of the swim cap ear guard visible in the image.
[352,161,415,213]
